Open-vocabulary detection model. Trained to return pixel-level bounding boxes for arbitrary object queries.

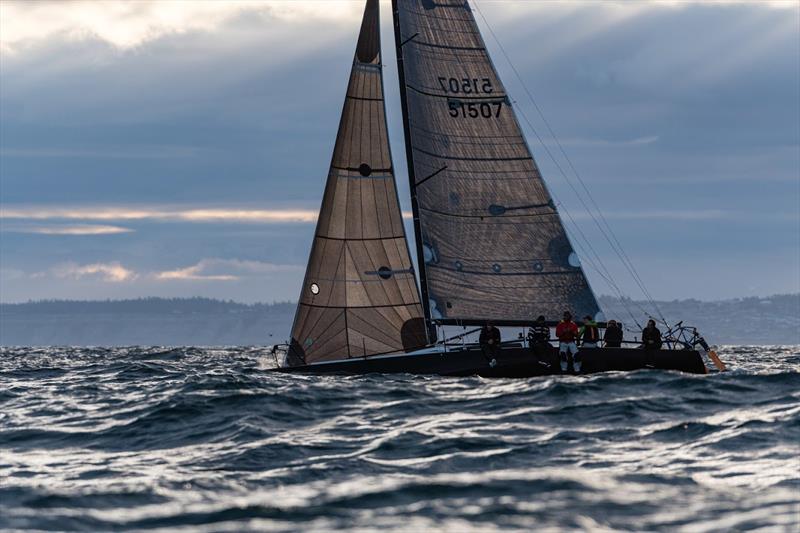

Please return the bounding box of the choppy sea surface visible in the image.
[1,346,798,532]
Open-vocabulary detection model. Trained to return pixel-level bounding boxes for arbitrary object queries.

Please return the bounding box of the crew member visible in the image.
[642,319,662,350]
[579,315,600,348]
[527,315,552,364]
[479,321,501,364]
[556,311,580,373]
[603,319,623,348]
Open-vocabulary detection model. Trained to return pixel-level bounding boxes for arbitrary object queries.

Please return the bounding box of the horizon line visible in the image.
[1,292,797,307]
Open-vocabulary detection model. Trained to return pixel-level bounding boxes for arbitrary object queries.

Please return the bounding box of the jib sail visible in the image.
[288,0,428,366]
[392,0,601,326]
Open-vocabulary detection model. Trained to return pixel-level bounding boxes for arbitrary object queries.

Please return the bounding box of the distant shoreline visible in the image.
[2,293,796,307]
[1,294,798,346]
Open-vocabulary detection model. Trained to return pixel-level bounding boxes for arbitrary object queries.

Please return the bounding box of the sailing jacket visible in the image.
[642,326,662,349]
[580,321,600,344]
[528,324,550,344]
[603,325,623,347]
[556,321,579,343]
[479,326,501,346]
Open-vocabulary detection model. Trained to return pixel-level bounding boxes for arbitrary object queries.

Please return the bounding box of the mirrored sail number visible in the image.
[448,100,503,119]
[438,77,494,95]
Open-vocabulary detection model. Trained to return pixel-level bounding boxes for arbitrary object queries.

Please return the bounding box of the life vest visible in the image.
[582,322,599,343]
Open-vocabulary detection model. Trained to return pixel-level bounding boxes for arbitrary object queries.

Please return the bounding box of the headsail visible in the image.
[288,0,427,366]
[393,0,601,326]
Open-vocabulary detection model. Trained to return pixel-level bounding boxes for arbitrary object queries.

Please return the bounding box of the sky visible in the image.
[1,0,798,304]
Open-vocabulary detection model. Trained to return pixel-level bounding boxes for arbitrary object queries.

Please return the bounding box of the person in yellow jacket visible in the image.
[579,315,600,349]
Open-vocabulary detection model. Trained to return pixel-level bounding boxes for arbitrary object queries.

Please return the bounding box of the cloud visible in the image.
[0,205,416,224]
[1,0,796,304]
[2,0,792,52]
[3,224,134,235]
[0,203,734,229]
[51,261,137,282]
[156,265,236,282]
[0,206,319,224]
[0,1,362,54]
[155,258,302,281]
[23,258,301,285]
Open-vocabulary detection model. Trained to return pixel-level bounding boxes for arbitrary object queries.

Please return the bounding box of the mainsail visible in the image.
[393,0,601,326]
[288,0,427,365]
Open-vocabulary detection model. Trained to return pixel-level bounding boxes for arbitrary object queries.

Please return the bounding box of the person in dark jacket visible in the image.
[479,321,501,363]
[603,319,623,348]
[527,315,552,364]
[641,319,662,350]
[579,315,600,348]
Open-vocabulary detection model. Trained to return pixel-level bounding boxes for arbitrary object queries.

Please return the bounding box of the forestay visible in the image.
[288,0,427,365]
[393,0,601,325]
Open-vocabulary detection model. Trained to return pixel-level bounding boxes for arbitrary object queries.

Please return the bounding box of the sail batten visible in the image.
[393,0,601,326]
[288,0,427,366]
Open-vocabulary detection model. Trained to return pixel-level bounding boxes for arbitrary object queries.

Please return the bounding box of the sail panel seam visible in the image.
[305,311,348,356]
[300,302,423,310]
[428,264,581,277]
[347,95,383,102]
[418,207,554,219]
[412,145,532,162]
[331,165,393,173]
[406,39,485,52]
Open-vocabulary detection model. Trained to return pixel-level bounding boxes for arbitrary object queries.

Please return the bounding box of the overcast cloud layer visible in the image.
[1,0,798,304]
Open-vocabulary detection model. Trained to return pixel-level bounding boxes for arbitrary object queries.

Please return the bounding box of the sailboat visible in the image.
[274,0,719,377]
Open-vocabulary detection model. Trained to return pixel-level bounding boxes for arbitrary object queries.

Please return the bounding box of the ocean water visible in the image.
[0,346,798,532]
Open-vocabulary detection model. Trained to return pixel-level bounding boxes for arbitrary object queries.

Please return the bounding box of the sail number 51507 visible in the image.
[438,77,493,94]
[448,101,503,118]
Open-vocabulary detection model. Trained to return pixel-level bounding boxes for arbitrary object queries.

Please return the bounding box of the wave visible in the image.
[0,345,797,531]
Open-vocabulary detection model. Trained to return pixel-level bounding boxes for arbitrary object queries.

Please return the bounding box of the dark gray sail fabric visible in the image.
[289,0,427,366]
[393,0,601,325]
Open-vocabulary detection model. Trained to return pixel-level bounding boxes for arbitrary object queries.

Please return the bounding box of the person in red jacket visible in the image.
[556,311,580,373]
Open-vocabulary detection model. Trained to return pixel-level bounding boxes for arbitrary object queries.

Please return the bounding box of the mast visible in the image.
[287,0,427,366]
[392,0,436,342]
[392,0,601,326]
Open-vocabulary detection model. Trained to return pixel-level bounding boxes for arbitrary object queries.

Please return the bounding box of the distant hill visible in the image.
[1,294,797,346]
[598,294,799,345]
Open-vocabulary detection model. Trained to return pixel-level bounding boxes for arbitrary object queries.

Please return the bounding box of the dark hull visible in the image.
[274,345,707,378]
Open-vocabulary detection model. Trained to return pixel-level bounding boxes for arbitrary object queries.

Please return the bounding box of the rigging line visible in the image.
[470,2,630,288]
[557,208,645,329]
[517,127,646,324]
[474,0,666,326]
[452,13,615,288]
[521,164,644,323]
[472,0,666,327]
[495,87,642,323]
[551,167,650,323]
[399,6,641,329]
[497,89,647,326]
[505,97,622,307]
[550,167,650,326]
